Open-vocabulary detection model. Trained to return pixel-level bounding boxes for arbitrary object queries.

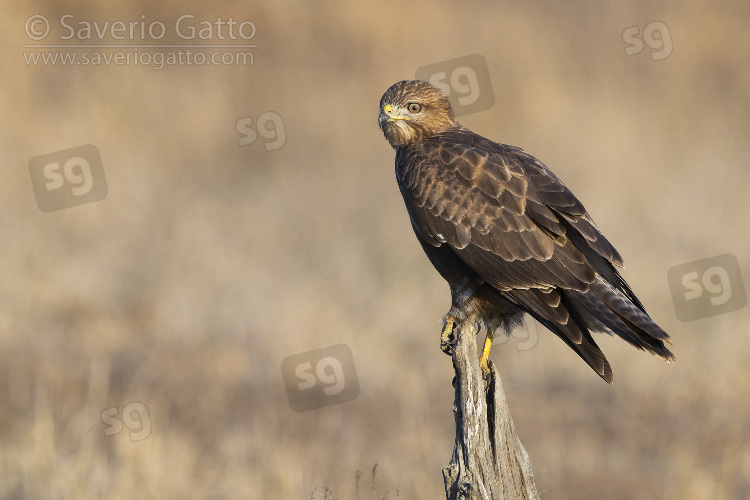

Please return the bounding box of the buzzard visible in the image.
[378,80,674,383]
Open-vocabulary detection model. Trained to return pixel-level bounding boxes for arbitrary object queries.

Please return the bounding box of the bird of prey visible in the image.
[378,80,674,383]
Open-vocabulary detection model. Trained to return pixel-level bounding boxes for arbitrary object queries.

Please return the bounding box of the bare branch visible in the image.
[443,321,540,500]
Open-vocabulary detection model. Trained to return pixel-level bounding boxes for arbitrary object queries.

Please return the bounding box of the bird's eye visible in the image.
[407,102,422,114]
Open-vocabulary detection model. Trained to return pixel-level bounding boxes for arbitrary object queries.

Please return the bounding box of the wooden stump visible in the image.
[442,321,540,500]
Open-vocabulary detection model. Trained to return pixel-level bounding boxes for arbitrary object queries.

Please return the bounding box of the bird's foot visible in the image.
[480,357,491,378]
[479,331,494,377]
[440,314,457,355]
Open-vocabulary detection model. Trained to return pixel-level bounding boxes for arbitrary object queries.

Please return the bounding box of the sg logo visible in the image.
[495,318,540,351]
[28,144,108,212]
[622,21,673,61]
[281,344,360,412]
[667,254,746,322]
[236,111,286,151]
[101,401,152,442]
[415,53,495,117]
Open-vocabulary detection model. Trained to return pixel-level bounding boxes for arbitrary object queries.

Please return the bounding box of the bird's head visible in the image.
[378,80,458,148]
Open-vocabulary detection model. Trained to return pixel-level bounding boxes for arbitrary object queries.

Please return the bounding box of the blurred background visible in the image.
[2,0,750,498]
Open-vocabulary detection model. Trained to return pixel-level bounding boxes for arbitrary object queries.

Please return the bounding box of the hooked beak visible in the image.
[379,103,411,126]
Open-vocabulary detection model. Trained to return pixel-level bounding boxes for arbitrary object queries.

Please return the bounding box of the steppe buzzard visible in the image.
[378,80,674,383]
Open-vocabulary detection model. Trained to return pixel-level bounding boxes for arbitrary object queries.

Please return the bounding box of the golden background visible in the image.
[2,0,749,498]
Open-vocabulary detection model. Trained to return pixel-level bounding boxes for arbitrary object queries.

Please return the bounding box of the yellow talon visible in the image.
[479,330,494,375]
[441,316,455,343]
[440,315,456,354]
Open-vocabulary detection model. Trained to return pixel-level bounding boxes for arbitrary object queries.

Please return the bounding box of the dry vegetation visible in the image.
[2,0,750,498]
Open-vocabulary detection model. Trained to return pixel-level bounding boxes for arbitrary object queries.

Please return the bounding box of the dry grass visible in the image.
[2,0,750,498]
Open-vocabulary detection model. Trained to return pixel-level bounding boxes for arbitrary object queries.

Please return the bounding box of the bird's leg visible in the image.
[479,330,494,376]
[440,313,457,355]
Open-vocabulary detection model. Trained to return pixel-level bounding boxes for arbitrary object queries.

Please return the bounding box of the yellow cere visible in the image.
[383,103,410,121]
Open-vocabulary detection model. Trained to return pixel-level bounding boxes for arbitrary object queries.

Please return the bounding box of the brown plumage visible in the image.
[378,80,674,383]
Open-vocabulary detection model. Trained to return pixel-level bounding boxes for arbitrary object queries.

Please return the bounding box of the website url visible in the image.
[23,49,253,69]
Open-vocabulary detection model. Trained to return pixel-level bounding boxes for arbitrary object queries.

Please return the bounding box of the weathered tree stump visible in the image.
[442,321,540,500]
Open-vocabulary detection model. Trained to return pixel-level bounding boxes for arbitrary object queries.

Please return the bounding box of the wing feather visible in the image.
[396,131,620,293]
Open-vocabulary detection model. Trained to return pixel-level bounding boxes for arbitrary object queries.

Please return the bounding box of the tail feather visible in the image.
[573,281,675,362]
[505,279,674,384]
